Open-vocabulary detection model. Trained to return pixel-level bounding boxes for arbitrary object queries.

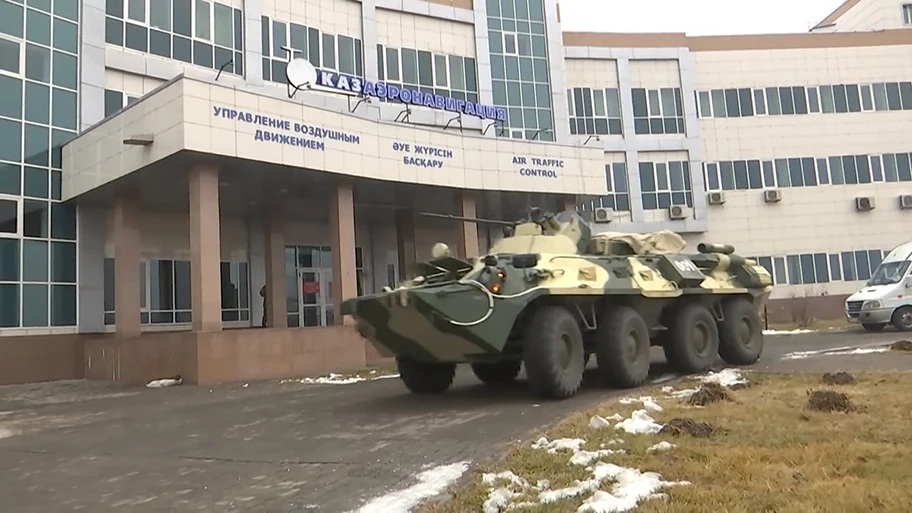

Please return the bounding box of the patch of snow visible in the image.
[577,465,690,513]
[599,440,624,448]
[660,385,699,399]
[0,426,15,439]
[619,396,663,412]
[281,372,400,385]
[763,329,815,335]
[146,377,182,388]
[646,441,674,453]
[697,369,748,387]
[483,471,528,489]
[781,345,888,360]
[614,410,663,435]
[570,449,625,466]
[352,460,470,513]
[589,415,612,429]
[531,437,586,454]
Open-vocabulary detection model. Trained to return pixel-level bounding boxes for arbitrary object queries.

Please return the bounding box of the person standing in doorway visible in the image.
[259,285,267,327]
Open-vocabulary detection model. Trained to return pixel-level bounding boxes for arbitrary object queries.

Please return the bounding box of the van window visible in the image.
[868,260,911,286]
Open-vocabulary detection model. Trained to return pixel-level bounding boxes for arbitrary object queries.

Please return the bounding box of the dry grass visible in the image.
[424,372,912,513]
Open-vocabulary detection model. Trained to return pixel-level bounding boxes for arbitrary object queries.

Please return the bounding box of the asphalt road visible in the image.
[0,327,910,513]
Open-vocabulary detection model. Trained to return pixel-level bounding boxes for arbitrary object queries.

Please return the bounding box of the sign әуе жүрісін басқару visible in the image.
[315,69,508,122]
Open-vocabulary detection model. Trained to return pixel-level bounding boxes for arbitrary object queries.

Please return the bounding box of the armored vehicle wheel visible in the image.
[595,306,651,388]
[663,303,720,374]
[396,357,456,394]
[522,305,585,400]
[892,306,912,331]
[718,298,764,365]
[862,323,886,332]
[471,360,522,386]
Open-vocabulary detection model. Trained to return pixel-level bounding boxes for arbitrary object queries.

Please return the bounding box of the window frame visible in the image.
[0,35,25,78]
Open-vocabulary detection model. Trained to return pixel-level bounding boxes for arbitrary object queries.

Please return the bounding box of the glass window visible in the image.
[322,33,335,70]
[819,85,835,113]
[51,88,77,130]
[25,43,50,82]
[24,167,48,198]
[448,56,465,91]
[873,83,888,110]
[24,123,48,166]
[173,0,192,37]
[23,199,48,238]
[0,76,21,120]
[50,202,76,240]
[0,283,18,327]
[51,241,75,282]
[765,87,781,115]
[150,0,172,31]
[829,254,841,281]
[0,1,24,39]
[52,50,77,89]
[807,87,820,113]
[50,284,75,326]
[52,18,78,54]
[0,119,22,162]
[0,37,20,74]
[24,82,48,124]
[385,47,399,81]
[401,48,417,84]
[26,9,51,47]
[22,283,48,327]
[22,239,47,282]
[338,35,355,75]
[213,2,232,47]
[195,0,211,40]
[416,49,432,87]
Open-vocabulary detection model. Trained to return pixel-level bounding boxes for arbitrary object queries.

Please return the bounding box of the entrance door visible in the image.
[298,268,334,326]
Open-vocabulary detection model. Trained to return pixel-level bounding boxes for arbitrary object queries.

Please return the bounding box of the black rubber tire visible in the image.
[862,323,886,332]
[595,306,651,388]
[471,360,521,386]
[718,298,765,365]
[522,305,585,400]
[396,357,456,394]
[892,306,912,331]
[663,302,720,374]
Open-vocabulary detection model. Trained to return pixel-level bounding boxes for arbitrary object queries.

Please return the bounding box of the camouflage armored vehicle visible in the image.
[340,208,772,400]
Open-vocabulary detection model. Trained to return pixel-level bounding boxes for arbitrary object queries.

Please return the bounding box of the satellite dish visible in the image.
[285,58,316,98]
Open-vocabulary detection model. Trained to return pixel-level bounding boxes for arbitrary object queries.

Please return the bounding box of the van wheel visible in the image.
[522,306,585,400]
[663,303,720,374]
[891,306,912,331]
[595,306,651,388]
[862,323,886,332]
[718,298,764,365]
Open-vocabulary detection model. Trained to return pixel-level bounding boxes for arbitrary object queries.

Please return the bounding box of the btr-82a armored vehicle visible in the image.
[340,208,772,400]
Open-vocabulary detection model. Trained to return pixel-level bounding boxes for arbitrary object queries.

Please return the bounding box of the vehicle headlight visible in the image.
[862,300,881,310]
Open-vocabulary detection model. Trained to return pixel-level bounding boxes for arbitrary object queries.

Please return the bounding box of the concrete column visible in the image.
[189,164,222,332]
[330,181,358,325]
[78,205,106,333]
[455,192,479,259]
[113,193,141,338]
[395,209,416,281]
[263,207,287,328]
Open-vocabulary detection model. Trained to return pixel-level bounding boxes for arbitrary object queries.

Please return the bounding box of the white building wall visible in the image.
[820,0,909,32]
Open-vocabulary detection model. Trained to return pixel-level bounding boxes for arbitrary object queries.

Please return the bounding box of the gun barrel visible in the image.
[417,212,516,226]
[697,242,735,254]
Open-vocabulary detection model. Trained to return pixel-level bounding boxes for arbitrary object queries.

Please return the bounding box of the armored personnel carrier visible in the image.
[340,208,772,400]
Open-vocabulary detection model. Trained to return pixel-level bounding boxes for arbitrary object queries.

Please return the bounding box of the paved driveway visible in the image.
[1,327,910,513]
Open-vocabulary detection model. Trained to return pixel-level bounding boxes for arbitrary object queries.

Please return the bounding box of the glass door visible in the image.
[297,268,334,326]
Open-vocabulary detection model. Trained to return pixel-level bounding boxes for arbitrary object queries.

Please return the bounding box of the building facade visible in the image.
[1,0,911,384]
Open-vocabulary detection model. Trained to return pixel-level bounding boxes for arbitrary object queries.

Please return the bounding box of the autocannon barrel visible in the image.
[697,242,735,254]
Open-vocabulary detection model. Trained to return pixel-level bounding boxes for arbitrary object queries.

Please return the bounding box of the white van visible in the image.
[845,240,912,332]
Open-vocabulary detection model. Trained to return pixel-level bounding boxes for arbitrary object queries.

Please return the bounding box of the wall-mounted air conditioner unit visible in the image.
[668,204,689,220]
[707,191,725,206]
[899,194,912,210]
[763,189,782,203]
[593,207,614,223]
[855,196,875,211]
